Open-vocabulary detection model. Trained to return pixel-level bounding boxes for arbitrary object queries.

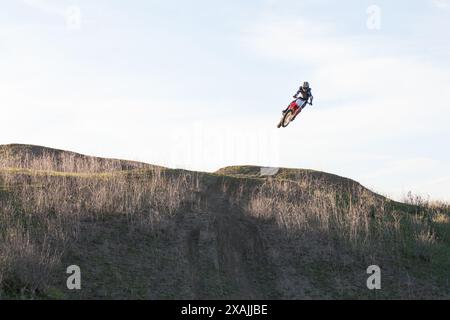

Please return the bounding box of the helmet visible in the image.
[303,81,310,89]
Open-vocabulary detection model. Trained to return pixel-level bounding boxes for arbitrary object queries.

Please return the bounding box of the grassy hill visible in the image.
[0,144,449,299]
[0,144,158,172]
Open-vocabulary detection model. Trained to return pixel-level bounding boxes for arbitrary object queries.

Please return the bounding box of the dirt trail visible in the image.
[184,178,279,299]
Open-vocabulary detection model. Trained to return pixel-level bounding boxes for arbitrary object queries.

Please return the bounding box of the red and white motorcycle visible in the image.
[277,99,312,128]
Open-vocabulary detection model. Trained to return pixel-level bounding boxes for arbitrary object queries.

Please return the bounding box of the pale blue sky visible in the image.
[1,0,450,201]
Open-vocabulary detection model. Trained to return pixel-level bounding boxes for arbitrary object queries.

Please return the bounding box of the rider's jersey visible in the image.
[296,87,312,100]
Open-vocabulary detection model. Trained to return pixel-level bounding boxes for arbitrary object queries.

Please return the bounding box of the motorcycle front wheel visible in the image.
[281,110,294,127]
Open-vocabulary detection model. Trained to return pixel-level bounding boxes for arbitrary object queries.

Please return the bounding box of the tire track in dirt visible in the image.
[186,225,202,298]
[188,179,279,299]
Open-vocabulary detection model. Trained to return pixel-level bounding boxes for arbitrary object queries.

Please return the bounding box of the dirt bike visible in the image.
[277,99,312,128]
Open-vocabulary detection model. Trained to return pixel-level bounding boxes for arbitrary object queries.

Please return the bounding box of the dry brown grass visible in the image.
[0,146,150,173]
[214,174,450,298]
[246,177,439,260]
[1,150,448,299]
[0,152,198,297]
